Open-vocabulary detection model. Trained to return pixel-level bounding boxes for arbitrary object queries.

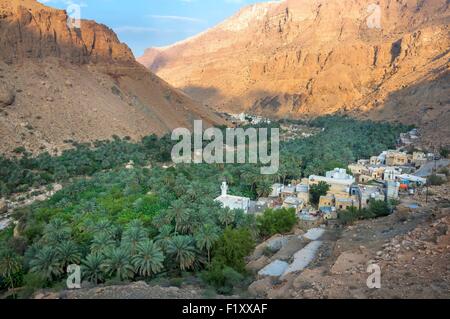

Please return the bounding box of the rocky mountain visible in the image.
[139,0,450,146]
[0,0,223,154]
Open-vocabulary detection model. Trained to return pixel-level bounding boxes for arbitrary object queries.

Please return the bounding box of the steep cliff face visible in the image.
[0,0,134,64]
[0,0,223,154]
[139,0,450,145]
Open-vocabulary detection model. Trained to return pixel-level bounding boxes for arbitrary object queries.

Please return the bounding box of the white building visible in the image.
[326,168,353,180]
[215,182,251,213]
[309,168,356,193]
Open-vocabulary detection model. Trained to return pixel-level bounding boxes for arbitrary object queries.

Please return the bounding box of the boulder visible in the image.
[0,82,15,107]
[246,256,271,273]
[266,235,289,252]
[248,277,273,298]
[0,198,7,214]
[258,260,289,278]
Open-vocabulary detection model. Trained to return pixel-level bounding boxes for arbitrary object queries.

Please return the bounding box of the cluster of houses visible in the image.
[227,113,271,125]
[348,150,428,188]
[215,146,431,222]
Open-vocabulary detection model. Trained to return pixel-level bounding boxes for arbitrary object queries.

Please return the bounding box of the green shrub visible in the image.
[428,174,445,186]
[257,208,297,238]
[202,259,244,295]
[212,228,255,274]
[338,207,362,225]
[438,167,449,177]
[309,182,330,206]
[368,200,391,218]
[19,272,47,299]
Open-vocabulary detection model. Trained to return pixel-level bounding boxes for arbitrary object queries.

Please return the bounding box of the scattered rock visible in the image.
[246,256,271,273]
[331,251,369,275]
[0,198,7,214]
[0,82,15,107]
[248,277,273,298]
[266,235,289,252]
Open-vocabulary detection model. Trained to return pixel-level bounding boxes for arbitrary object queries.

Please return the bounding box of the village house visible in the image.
[270,183,284,198]
[282,196,304,213]
[412,152,427,168]
[348,163,369,176]
[370,152,387,165]
[322,207,338,220]
[215,182,251,213]
[295,184,310,204]
[281,185,296,200]
[399,129,420,146]
[335,197,357,211]
[385,150,410,166]
[386,181,400,200]
[384,167,402,181]
[396,174,427,187]
[353,185,386,209]
[319,191,358,212]
[309,168,355,193]
[319,195,335,208]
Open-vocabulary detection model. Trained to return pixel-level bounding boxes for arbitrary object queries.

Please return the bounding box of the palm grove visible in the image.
[0,116,410,297]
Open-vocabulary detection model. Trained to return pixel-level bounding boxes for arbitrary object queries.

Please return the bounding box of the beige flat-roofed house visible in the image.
[319,195,335,208]
[283,196,304,213]
[335,197,356,211]
[386,151,410,166]
[296,184,310,204]
[281,185,296,199]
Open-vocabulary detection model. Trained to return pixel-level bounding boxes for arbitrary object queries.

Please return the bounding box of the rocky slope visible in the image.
[0,0,223,154]
[247,181,450,299]
[139,0,450,145]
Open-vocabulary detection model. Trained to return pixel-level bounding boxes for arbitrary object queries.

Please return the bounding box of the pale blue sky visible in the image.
[39,0,274,57]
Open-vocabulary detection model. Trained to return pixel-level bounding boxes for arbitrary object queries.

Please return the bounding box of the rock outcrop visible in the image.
[0,1,134,65]
[139,0,450,145]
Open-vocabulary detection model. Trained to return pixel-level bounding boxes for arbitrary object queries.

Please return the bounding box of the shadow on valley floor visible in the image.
[366,69,450,146]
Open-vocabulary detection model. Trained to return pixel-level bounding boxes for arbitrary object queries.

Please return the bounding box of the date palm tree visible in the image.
[56,241,82,268]
[256,179,273,198]
[194,224,220,264]
[219,208,235,228]
[29,246,62,281]
[0,249,22,297]
[155,225,174,252]
[91,219,116,237]
[122,225,148,255]
[81,253,105,285]
[132,240,165,277]
[43,218,71,244]
[167,200,189,233]
[167,235,196,271]
[101,247,134,281]
[91,232,117,255]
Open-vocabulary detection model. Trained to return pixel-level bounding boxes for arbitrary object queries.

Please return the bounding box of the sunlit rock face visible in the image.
[139,0,450,145]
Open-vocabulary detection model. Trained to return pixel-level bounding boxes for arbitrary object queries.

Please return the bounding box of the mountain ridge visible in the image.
[138,0,450,146]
